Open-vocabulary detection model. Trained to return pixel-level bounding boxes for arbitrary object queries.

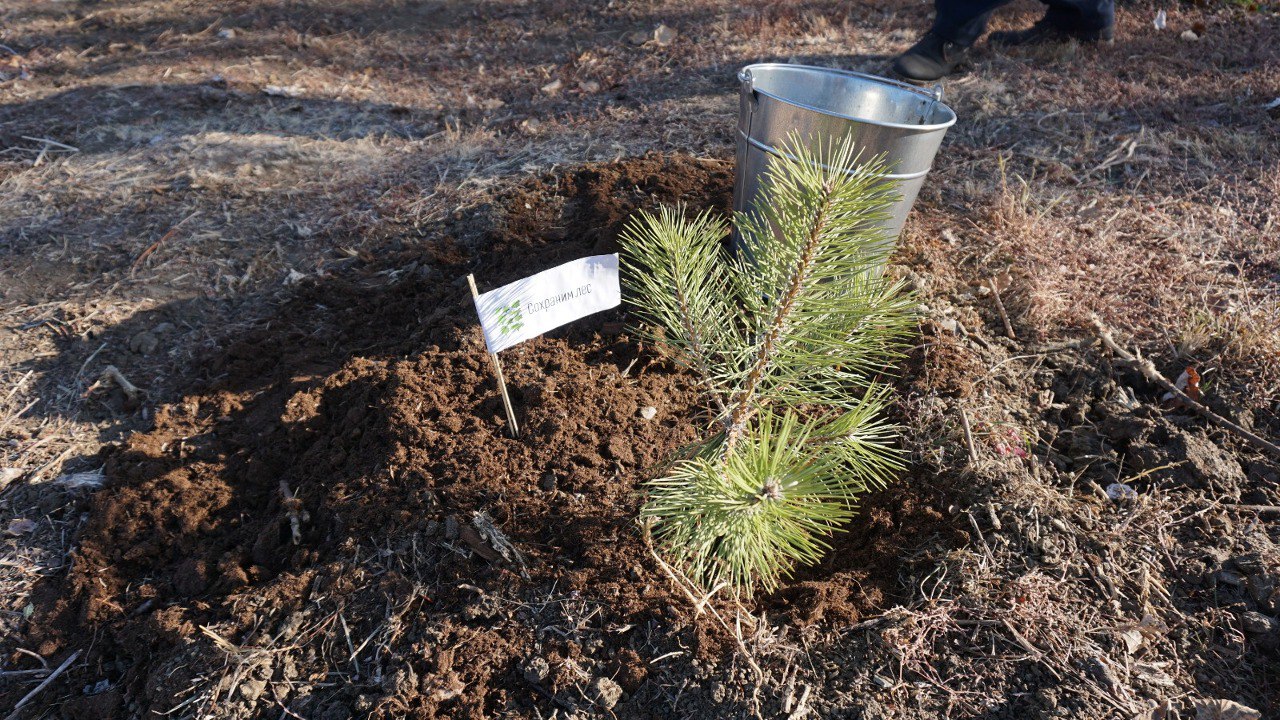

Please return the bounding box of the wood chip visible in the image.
[1193,698,1260,720]
[5,518,35,536]
[457,523,502,563]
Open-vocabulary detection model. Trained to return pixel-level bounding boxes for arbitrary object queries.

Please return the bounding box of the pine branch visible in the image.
[723,177,836,450]
[620,207,735,414]
[624,133,917,594]
[672,272,729,416]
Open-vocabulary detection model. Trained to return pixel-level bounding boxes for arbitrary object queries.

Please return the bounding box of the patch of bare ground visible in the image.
[1,0,1278,718]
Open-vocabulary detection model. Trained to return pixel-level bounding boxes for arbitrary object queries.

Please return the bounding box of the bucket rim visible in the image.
[738,63,958,132]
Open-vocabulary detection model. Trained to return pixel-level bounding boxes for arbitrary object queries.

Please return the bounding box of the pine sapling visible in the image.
[620,135,917,596]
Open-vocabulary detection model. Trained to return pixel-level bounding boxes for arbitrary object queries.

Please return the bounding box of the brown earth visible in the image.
[17,156,968,719]
[13,150,1277,720]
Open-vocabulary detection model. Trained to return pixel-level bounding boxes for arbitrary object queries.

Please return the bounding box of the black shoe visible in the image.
[892,32,969,82]
[988,12,1114,47]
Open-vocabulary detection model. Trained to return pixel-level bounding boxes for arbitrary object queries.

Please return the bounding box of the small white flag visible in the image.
[472,254,621,353]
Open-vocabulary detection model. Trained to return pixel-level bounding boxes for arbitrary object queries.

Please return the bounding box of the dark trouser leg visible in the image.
[933,0,1015,46]
[1042,0,1114,31]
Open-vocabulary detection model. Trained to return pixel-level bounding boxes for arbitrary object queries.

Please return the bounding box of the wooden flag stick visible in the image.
[467,274,520,438]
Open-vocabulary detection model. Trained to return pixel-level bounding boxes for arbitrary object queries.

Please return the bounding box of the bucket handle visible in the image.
[922,84,944,125]
[739,68,760,141]
[739,68,758,107]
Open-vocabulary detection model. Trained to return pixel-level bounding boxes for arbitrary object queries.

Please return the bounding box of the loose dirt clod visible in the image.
[588,676,623,709]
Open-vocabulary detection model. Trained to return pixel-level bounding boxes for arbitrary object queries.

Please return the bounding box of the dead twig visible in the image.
[84,366,145,404]
[279,481,309,545]
[19,137,79,167]
[999,620,1065,682]
[1226,504,1280,514]
[642,527,766,685]
[19,136,78,153]
[958,406,978,465]
[131,211,200,274]
[10,650,45,670]
[6,649,80,719]
[1091,315,1280,459]
[75,343,108,380]
[988,277,1016,340]
[784,684,812,720]
[1088,130,1142,176]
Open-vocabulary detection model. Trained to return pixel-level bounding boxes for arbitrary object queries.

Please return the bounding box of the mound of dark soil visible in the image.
[12,154,960,719]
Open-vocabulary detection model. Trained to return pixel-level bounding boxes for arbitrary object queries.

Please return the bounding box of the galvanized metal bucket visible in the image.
[734,63,956,250]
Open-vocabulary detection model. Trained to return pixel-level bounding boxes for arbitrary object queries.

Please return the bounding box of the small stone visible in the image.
[521,656,550,684]
[238,675,267,703]
[1134,662,1175,687]
[428,671,465,702]
[0,467,23,490]
[262,84,303,98]
[1230,553,1264,575]
[578,80,600,93]
[129,331,159,355]
[540,79,563,95]
[1181,29,1199,41]
[588,676,622,710]
[539,473,557,492]
[383,664,418,696]
[937,318,960,334]
[1216,569,1244,587]
[1119,628,1144,654]
[275,612,306,642]
[1084,657,1119,690]
[1242,611,1277,635]
[1192,698,1261,720]
[1246,574,1276,608]
[639,406,657,420]
[710,682,728,703]
[461,593,502,620]
[5,518,35,536]
[1106,483,1137,501]
[653,24,677,46]
[217,28,236,39]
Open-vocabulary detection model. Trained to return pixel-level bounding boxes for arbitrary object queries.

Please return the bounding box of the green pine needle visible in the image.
[622,133,917,595]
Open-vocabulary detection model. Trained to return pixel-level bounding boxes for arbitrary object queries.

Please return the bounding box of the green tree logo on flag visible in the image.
[495,300,524,334]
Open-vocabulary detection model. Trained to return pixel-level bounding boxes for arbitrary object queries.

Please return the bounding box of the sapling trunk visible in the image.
[620,134,916,596]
